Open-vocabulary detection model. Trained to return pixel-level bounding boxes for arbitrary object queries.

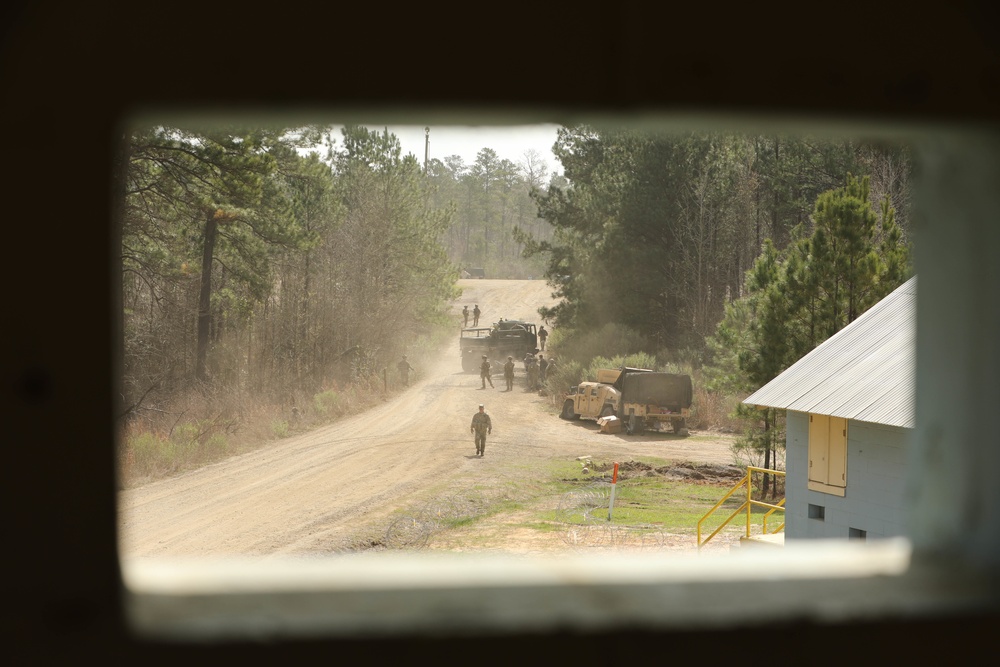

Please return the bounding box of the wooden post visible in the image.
[608,462,620,521]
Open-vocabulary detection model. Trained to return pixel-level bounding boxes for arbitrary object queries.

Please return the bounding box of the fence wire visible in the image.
[556,481,669,551]
[383,487,509,550]
[380,478,743,553]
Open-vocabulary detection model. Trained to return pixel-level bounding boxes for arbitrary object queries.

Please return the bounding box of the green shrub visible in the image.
[547,323,650,367]
[545,358,584,396]
[171,421,201,443]
[584,352,659,380]
[127,431,170,478]
[314,389,341,416]
[271,419,289,439]
[200,433,229,463]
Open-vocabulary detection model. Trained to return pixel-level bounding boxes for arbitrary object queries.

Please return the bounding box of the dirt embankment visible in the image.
[118,279,739,560]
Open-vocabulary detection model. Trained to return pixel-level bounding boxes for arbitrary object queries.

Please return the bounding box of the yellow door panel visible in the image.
[829,417,847,488]
[808,414,830,485]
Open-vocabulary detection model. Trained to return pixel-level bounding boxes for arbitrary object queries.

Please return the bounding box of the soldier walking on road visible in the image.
[397,355,414,387]
[462,305,469,328]
[503,355,515,391]
[471,403,492,457]
[538,354,548,385]
[480,354,494,389]
[473,304,481,327]
[538,325,548,351]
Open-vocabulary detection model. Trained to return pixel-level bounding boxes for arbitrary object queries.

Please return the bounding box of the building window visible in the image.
[808,414,847,496]
[849,528,867,540]
[809,504,826,520]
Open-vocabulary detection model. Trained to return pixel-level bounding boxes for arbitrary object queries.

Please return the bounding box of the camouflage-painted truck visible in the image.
[559,366,693,435]
[460,320,538,373]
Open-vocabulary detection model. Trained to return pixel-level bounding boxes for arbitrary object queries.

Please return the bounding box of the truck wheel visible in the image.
[628,413,644,435]
[671,418,689,436]
[561,400,579,420]
[600,404,614,419]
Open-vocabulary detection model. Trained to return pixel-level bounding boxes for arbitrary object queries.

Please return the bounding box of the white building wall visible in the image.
[785,411,912,540]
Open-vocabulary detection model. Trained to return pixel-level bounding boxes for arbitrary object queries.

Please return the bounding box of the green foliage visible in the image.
[328,125,461,369]
[121,422,232,481]
[532,458,769,534]
[427,142,555,278]
[121,123,335,392]
[271,420,289,439]
[707,172,912,394]
[545,358,584,394]
[523,129,894,358]
[703,172,911,470]
[702,296,755,394]
[128,432,172,477]
[547,322,651,367]
[543,321,702,401]
[730,405,785,469]
[313,389,342,416]
[584,352,658,380]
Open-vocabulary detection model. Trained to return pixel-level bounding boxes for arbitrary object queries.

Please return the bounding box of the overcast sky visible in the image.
[332,124,564,175]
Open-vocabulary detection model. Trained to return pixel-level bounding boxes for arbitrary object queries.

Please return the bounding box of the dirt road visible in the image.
[118,279,737,560]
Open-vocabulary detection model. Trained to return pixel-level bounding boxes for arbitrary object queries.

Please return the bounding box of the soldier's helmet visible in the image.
[402,355,407,359]
[482,354,487,359]
[508,356,513,360]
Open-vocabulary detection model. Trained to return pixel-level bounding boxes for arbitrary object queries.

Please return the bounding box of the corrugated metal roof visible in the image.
[743,276,916,428]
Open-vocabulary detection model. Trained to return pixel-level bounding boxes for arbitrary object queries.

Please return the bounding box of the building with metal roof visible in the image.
[744,276,916,427]
[744,276,916,541]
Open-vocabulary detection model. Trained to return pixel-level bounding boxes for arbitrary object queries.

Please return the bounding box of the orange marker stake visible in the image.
[608,462,620,521]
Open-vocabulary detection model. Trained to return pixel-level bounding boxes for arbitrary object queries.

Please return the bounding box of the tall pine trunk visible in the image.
[196,212,218,382]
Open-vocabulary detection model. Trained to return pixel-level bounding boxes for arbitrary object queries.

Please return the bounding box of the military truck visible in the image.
[559,367,693,435]
[460,319,538,373]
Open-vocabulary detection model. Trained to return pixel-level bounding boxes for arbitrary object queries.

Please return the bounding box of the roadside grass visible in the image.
[374,481,532,551]
[119,323,456,488]
[536,458,748,531]
[410,455,784,552]
[122,422,235,483]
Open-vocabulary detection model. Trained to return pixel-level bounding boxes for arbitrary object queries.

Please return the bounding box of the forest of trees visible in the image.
[520,125,912,473]
[117,120,913,480]
[521,127,911,353]
[117,123,560,450]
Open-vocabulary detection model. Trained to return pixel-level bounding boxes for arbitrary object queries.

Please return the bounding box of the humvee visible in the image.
[560,367,692,435]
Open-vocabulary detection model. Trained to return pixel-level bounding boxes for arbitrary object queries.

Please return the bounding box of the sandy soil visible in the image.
[118,279,741,561]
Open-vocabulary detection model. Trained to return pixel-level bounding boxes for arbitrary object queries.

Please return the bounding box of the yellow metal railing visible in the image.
[696,466,786,549]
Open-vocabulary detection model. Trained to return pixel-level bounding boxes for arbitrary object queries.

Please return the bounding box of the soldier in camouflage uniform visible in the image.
[526,355,539,391]
[503,355,515,391]
[471,403,492,457]
[480,354,494,389]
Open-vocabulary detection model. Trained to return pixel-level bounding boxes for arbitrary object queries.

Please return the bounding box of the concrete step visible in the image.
[738,533,785,548]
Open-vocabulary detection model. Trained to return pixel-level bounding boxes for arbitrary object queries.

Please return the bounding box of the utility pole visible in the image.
[424,126,430,175]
